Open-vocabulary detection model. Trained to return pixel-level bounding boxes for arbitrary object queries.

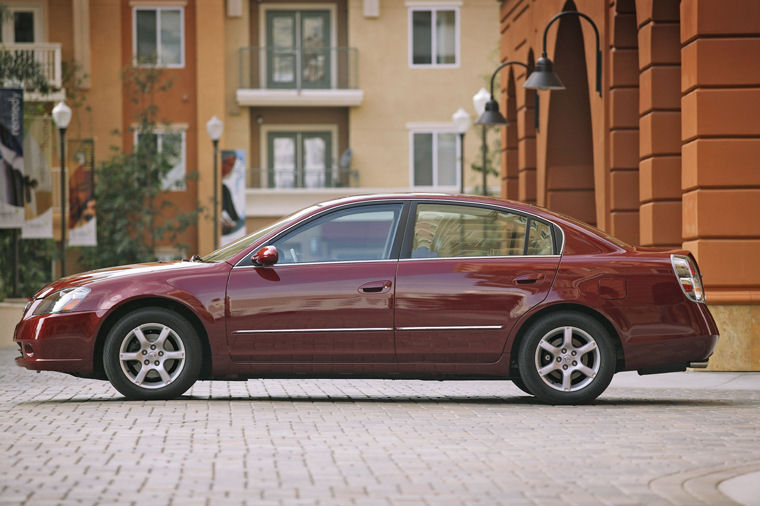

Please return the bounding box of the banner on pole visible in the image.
[220,149,246,246]
[68,139,96,246]
[21,115,55,239]
[0,88,25,228]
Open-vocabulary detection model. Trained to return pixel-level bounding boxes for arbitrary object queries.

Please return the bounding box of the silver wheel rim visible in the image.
[118,323,186,390]
[534,326,601,393]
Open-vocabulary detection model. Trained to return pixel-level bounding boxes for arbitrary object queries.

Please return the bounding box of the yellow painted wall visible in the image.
[348,0,500,190]
[223,0,252,167]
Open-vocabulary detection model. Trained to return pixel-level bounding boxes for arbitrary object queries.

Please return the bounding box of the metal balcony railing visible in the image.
[1,43,62,89]
[247,168,359,189]
[239,47,358,90]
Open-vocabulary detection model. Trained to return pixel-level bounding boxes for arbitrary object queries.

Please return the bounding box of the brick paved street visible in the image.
[1,347,759,505]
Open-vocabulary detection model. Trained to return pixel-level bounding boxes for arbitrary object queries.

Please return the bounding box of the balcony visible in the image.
[237,47,364,107]
[1,43,63,100]
[245,167,360,218]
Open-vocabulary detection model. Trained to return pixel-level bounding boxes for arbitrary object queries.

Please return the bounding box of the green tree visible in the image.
[77,66,200,270]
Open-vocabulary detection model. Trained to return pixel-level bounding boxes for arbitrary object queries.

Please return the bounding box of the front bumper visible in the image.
[13,310,101,373]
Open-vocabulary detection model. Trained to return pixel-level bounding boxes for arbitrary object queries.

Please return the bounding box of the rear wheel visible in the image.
[103,308,201,400]
[511,376,533,395]
[518,311,615,404]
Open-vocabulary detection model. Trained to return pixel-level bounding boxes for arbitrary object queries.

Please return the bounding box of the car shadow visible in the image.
[15,395,750,408]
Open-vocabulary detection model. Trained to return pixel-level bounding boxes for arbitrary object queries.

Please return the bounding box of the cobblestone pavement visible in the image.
[1,347,759,506]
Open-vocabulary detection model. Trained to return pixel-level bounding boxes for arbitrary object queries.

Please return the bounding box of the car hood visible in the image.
[33,261,209,298]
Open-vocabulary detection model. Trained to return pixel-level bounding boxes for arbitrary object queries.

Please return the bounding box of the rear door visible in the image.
[394,202,560,363]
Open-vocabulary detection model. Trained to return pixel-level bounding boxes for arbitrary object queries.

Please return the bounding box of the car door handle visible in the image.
[515,273,545,284]
[359,280,392,293]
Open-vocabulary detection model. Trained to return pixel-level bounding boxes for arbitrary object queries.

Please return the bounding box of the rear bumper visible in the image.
[13,310,100,373]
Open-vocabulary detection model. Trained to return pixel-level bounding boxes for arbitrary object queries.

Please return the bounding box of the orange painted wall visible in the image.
[119,0,199,254]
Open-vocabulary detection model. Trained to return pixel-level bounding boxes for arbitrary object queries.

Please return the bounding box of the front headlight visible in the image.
[32,287,91,315]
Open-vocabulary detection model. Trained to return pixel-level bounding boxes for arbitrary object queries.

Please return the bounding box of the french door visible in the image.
[267,131,333,188]
[266,10,331,89]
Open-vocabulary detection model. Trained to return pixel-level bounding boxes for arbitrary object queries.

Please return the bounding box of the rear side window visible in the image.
[527,219,554,255]
[273,204,403,263]
[410,204,527,258]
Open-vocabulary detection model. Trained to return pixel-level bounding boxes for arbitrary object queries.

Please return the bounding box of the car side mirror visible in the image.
[252,245,278,267]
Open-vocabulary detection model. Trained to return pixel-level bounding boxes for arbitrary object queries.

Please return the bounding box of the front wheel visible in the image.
[103,308,202,400]
[517,311,616,404]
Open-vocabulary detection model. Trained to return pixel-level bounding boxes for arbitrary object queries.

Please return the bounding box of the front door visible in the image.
[226,202,405,364]
[395,202,560,363]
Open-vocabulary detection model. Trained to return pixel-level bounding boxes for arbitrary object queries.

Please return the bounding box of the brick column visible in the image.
[501,69,519,200]
[681,0,760,300]
[607,1,640,245]
[516,63,537,206]
[636,0,682,247]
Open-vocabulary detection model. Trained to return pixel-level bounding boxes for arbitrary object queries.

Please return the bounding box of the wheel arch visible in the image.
[508,303,625,375]
[93,297,213,381]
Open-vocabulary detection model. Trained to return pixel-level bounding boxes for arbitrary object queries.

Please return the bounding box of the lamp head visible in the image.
[523,56,565,91]
[206,115,224,141]
[451,107,471,134]
[474,99,508,126]
[472,88,490,116]
[52,101,72,129]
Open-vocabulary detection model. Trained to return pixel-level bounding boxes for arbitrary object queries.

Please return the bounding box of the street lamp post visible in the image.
[206,115,224,250]
[451,108,471,194]
[52,101,72,277]
[472,88,490,196]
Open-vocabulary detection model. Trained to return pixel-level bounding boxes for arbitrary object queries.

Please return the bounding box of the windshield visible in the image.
[201,205,320,263]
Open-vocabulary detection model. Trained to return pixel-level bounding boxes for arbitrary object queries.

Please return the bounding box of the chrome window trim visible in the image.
[234,327,393,334]
[397,325,503,331]
[399,255,560,262]
[234,259,399,270]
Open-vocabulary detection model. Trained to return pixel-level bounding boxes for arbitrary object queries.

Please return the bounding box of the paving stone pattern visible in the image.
[1,348,759,505]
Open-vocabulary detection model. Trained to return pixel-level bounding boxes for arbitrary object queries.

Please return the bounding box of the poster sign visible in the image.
[21,115,54,239]
[220,149,246,246]
[68,139,97,246]
[0,88,25,228]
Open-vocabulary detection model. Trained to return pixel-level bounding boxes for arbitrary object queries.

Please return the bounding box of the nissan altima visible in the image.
[14,194,719,404]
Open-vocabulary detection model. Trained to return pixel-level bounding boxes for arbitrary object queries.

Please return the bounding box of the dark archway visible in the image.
[544,0,596,225]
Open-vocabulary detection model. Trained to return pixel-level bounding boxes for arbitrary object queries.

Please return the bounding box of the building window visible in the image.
[410,131,459,188]
[408,6,458,67]
[133,7,184,67]
[134,130,187,191]
[266,130,334,189]
[0,6,43,44]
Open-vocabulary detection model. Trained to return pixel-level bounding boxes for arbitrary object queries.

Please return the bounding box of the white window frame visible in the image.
[133,127,187,191]
[132,6,185,68]
[406,2,461,69]
[408,123,461,190]
[1,4,45,44]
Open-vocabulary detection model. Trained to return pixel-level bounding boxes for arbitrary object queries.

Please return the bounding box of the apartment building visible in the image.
[3,0,499,258]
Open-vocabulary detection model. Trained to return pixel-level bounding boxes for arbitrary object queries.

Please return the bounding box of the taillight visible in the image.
[671,254,705,303]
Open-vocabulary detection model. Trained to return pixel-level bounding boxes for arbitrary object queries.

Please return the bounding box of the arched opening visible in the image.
[544,0,596,225]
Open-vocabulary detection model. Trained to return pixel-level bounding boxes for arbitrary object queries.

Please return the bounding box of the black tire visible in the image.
[517,311,615,405]
[511,376,533,396]
[103,308,202,400]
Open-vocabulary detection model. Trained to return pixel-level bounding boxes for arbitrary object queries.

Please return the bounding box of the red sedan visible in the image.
[14,194,718,404]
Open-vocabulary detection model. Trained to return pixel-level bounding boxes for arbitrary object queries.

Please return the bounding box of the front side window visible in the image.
[409,7,458,66]
[134,7,183,67]
[135,130,186,191]
[273,204,403,264]
[412,131,458,188]
[410,204,529,258]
